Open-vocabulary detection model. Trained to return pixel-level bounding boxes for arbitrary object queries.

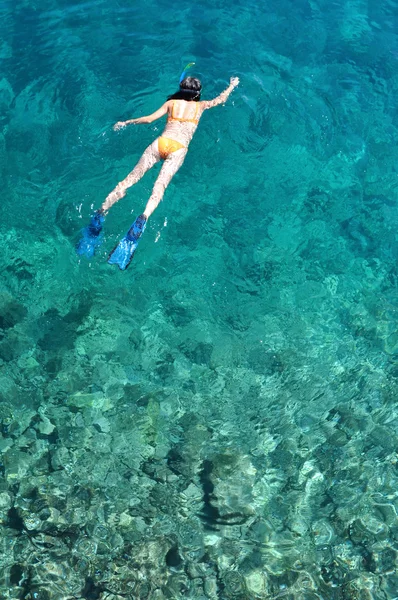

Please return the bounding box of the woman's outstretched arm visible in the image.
[113,101,171,130]
[201,77,239,110]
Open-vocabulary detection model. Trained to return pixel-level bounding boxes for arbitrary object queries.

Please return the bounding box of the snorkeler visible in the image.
[77,69,240,270]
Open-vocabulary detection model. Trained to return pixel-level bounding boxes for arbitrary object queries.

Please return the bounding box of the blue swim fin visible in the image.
[76,210,105,257]
[108,214,147,270]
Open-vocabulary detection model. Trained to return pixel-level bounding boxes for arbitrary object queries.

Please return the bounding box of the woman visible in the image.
[77,74,240,270]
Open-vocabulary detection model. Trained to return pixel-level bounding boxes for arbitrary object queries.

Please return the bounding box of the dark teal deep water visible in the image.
[1,0,398,598]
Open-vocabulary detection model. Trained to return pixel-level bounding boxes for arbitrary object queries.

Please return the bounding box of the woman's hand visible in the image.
[113,121,127,131]
[230,77,240,88]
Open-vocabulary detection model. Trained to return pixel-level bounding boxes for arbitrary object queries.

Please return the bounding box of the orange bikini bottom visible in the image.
[158,137,185,160]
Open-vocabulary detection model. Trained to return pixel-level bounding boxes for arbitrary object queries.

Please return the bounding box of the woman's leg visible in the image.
[107,148,188,269]
[101,139,161,212]
[143,147,188,218]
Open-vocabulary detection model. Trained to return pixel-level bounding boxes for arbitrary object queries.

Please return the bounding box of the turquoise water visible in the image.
[1,0,398,597]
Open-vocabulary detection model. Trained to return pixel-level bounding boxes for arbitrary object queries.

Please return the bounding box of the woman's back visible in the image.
[162,100,202,146]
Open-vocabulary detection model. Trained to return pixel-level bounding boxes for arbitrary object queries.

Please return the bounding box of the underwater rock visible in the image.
[49,445,70,471]
[55,199,80,237]
[0,492,12,526]
[164,572,191,597]
[200,452,256,529]
[349,516,388,547]
[0,376,19,403]
[0,77,14,112]
[177,519,204,562]
[244,570,269,597]
[17,353,41,376]
[221,570,249,599]
[0,294,27,331]
[0,404,37,439]
[311,519,335,546]
[339,0,372,46]
[0,330,31,363]
[179,340,213,366]
[37,309,77,352]
[341,216,372,254]
[371,547,397,574]
[68,391,113,411]
[247,346,285,376]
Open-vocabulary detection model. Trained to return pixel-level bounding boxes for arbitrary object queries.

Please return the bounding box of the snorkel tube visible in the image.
[179,62,195,84]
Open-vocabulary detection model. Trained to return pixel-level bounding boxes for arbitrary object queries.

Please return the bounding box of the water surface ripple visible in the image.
[1,0,398,598]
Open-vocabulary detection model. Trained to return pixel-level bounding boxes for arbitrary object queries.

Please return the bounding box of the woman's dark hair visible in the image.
[167,76,202,102]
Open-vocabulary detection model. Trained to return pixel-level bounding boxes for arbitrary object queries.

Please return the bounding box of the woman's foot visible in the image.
[76,210,105,257]
[108,214,147,270]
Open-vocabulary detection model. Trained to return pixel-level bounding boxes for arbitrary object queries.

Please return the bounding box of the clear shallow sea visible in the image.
[1,0,398,598]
